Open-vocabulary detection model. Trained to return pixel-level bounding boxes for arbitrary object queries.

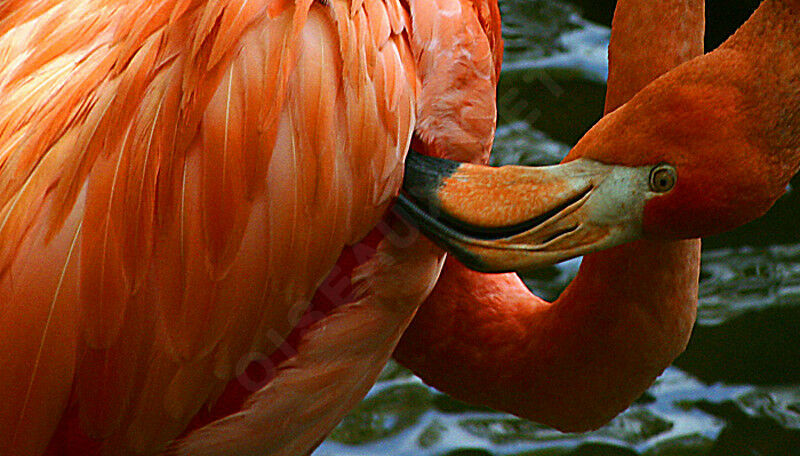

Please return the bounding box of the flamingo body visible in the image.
[0,0,502,454]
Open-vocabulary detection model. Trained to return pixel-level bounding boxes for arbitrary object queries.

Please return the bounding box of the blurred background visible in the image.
[316,1,800,454]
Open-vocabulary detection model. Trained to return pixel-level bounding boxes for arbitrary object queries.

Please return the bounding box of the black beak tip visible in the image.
[402,151,461,202]
[394,194,495,272]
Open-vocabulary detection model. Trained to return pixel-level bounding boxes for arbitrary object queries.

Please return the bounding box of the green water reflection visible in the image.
[316,1,800,454]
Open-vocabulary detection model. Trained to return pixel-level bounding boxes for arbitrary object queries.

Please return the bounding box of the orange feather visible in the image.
[0,0,433,453]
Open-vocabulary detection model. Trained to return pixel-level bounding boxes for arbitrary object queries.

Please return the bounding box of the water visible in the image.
[316,1,800,454]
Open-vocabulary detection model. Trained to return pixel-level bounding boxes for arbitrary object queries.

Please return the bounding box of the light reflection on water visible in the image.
[316,246,800,455]
[317,1,800,454]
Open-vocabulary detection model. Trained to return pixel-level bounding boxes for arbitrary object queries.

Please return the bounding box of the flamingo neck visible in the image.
[396,0,712,434]
[395,239,699,432]
[722,0,800,172]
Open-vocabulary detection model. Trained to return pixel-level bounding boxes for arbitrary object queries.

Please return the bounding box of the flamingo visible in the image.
[0,2,795,456]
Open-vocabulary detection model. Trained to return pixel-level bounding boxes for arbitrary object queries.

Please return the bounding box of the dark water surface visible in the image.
[316,1,800,454]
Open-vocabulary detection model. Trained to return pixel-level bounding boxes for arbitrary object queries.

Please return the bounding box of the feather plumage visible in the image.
[0,0,422,453]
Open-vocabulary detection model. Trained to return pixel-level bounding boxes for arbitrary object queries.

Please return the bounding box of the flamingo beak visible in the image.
[396,152,652,273]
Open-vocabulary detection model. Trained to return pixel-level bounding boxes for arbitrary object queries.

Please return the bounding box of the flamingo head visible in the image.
[570,56,799,240]
[397,55,799,273]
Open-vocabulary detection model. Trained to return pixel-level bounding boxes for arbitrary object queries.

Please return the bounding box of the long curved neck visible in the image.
[396,0,704,432]
[723,0,800,165]
[605,0,705,112]
[395,244,699,431]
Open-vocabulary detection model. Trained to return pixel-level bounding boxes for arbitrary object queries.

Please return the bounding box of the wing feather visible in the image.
[200,62,251,277]
[207,0,264,69]
[80,142,131,348]
[0,180,83,455]
[364,0,391,48]
[74,291,159,439]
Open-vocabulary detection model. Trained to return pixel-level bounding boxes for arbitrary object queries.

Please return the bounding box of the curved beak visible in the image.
[395,152,650,273]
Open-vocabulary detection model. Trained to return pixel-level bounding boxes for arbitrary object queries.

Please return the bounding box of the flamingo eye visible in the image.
[649,164,677,193]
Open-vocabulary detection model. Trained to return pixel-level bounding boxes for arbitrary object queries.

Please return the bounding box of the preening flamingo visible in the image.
[397,0,799,433]
[0,2,797,456]
[394,0,706,432]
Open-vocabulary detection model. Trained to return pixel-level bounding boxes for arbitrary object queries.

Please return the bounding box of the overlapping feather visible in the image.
[0,0,418,454]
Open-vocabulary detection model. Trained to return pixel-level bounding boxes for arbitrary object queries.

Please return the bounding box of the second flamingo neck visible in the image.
[395,242,699,432]
[723,0,800,159]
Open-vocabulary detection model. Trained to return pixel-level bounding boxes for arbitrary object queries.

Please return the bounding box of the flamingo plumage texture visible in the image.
[0,0,501,454]
[0,0,799,455]
[0,0,508,454]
